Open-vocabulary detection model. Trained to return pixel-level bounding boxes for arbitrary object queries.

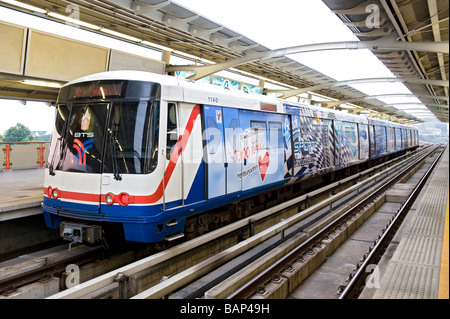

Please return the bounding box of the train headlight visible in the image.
[52,188,59,199]
[105,193,114,205]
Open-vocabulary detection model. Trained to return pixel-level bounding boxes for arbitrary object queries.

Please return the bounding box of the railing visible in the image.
[1,142,49,171]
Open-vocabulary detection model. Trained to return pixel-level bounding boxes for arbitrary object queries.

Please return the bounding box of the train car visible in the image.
[42,71,418,244]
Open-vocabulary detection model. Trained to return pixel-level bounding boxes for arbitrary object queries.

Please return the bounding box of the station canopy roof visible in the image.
[0,0,448,124]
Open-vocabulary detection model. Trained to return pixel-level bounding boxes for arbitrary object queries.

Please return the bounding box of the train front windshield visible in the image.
[47,80,160,176]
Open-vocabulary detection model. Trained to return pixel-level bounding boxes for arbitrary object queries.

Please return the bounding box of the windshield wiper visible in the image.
[109,128,122,181]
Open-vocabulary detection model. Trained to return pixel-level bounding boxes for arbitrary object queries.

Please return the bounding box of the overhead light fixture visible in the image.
[47,12,100,30]
[0,0,47,14]
[100,28,141,42]
[21,80,61,88]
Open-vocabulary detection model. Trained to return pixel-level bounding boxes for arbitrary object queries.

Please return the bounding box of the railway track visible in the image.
[337,144,447,299]
[29,144,437,299]
[0,239,157,298]
[0,244,103,297]
[228,144,445,299]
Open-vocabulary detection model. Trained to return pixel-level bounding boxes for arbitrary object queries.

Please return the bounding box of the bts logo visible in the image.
[73,139,93,165]
[74,132,94,138]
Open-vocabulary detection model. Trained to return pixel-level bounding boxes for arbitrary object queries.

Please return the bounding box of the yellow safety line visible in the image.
[438,189,449,299]
[0,194,43,204]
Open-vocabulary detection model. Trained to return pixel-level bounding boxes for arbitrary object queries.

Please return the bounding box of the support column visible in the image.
[161,49,172,75]
[259,78,265,94]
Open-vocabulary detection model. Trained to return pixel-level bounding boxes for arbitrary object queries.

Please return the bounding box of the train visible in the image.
[42,70,419,245]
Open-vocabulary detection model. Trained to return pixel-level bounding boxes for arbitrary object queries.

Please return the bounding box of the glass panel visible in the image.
[60,104,108,173]
[47,104,70,172]
[166,103,178,160]
[103,100,159,175]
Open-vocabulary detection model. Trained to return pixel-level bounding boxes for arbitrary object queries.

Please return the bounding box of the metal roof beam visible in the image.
[380,0,439,104]
[264,78,450,99]
[384,103,448,110]
[166,39,449,80]
[428,0,448,97]
[323,94,449,108]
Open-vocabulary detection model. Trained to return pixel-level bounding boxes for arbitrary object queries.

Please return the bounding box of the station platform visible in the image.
[0,168,44,221]
[365,146,449,299]
[0,168,59,260]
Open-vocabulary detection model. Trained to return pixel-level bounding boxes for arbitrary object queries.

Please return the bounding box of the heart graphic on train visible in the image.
[258,151,270,182]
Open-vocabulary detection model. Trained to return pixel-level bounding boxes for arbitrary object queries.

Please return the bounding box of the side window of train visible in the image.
[166,103,178,160]
[269,122,282,150]
[147,101,160,173]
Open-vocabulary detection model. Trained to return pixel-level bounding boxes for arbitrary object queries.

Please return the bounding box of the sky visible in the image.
[0,0,440,134]
[0,100,55,134]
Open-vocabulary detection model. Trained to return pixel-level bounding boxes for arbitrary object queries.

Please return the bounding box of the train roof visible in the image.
[64,71,416,130]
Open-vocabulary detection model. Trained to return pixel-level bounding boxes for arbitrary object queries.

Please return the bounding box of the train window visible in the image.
[60,103,108,173]
[269,122,282,150]
[359,123,369,159]
[395,128,402,150]
[369,125,375,156]
[54,105,70,136]
[205,115,221,155]
[103,100,159,175]
[47,104,70,171]
[375,125,387,154]
[387,127,395,151]
[166,103,178,160]
[323,119,335,166]
[147,101,160,173]
[250,121,267,145]
[227,118,239,151]
[250,121,267,160]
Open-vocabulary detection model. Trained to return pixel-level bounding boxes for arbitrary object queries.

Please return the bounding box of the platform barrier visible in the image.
[1,142,49,171]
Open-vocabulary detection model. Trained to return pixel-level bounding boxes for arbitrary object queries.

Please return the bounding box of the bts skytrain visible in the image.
[42,71,419,244]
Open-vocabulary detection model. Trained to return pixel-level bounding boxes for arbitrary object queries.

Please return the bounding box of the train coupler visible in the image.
[60,222,102,250]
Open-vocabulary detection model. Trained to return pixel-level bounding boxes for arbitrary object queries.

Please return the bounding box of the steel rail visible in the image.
[338,144,447,299]
[227,145,439,299]
[0,246,103,296]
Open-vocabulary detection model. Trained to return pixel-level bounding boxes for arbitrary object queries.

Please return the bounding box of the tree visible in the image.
[3,123,33,142]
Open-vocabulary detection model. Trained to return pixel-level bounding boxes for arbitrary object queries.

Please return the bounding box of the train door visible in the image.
[359,123,369,160]
[243,120,268,190]
[321,119,335,168]
[223,107,242,194]
[163,102,182,209]
[369,125,376,158]
[329,119,338,167]
[203,105,226,199]
[178,103,203,205]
